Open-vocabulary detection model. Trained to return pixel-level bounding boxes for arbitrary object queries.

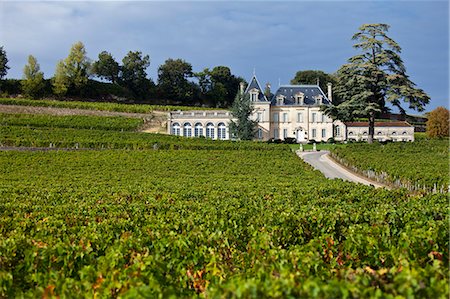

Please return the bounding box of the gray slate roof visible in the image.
[244,75,268,102]
[271,85,330,106]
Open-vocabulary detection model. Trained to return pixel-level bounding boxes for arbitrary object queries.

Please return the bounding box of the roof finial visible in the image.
[253,68,256,76]
[278,78,281,87]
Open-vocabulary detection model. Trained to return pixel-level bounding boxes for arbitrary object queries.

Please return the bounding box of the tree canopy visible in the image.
[157,58,194,104]
[323,24,430,143]
[92,51,120,84]
[291,70,336,98]
[0,46,9,80]
[426,106,449,138]
[120,51,153,100]
[52,41,91,96]
[22,55,45,99]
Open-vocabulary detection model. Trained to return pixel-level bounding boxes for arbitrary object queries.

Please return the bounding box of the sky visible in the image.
[0,0,448,114]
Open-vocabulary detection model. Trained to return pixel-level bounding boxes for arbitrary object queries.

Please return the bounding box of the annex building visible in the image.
[168,74,414,143]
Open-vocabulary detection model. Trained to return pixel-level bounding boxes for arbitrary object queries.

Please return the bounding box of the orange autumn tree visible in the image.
[426,106,449,138]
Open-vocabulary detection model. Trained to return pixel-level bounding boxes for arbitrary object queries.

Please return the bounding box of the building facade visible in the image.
[167,74,414,142]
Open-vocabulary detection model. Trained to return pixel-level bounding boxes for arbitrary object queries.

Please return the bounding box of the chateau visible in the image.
[168,74,414,142]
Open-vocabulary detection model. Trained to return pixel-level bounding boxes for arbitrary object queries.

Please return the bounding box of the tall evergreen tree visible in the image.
[22,55,45,99]
[92,51,120,84]
[229,91,257,140]
[324,24,429,143]
[0,46,9,93]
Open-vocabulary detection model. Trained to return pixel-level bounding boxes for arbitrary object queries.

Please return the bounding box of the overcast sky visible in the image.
[1,0,448,114]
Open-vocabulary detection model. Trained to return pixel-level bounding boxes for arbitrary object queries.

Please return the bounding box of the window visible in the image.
[172,123,181,136]
[273,113,279,123]
[257,112,263,122]
[312,113,317,122]
[335,126,341,137]
[402,131,407,135]
[297,112,303,123]
[363,132,367,135]
[194,123,203,137]
[251,93,257,101]
[349,131,353,136]
[282,113,288,123]
[321,129,326,138]
[321,114,325,122]
[206,123,215,139]
[392,131,397,136]
[377,131,382,135]
[258,128,263,140]
[283,128,288,139]
[218,123,226,140]
[183,123,192,137]
[312,129,316,138]
[274,128,279,139]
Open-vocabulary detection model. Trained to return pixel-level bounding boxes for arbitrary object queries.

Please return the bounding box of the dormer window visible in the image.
[249,88,259,102]
[314,95,323,105]
[294,92,304,105]
[276,94,285,105]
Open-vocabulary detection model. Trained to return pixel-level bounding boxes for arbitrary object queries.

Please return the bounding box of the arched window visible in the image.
[172,123,180,136]
[183,123,192,137]
[392,131,397,136]
[218,123,227,140]
[402,131,407,135]
[194,123,203,137]
[206,123,215,139]
[377,131,382,135]
[363,132,367,135]
[349,131,353,136]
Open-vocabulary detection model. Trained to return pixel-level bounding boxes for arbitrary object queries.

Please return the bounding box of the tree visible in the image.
[157,58,194,104]
[120,51,152,100]
[291,70,336,97]
[229,91,257,140]
[0,46,9,93]
[194,66,244,107]
[324,24,430,143]
[53,60,69,96]
[22,55,45,99]
[52,41,91,96]
[92,51,120,84]
[426,106,449,138]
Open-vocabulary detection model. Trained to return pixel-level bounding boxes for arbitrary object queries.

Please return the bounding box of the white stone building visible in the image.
[167,74,415,142]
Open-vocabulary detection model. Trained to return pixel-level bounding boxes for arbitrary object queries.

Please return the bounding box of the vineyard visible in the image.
[0,112,448,297]
[0,98,216,113]
[331,140,449,193]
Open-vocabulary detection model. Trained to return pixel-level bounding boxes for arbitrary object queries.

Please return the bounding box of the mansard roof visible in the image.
[244,75,268,102]
[271,85,330,106]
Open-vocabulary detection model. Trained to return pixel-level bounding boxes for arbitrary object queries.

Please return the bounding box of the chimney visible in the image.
[327,82,333,102]
[239,82,246,95]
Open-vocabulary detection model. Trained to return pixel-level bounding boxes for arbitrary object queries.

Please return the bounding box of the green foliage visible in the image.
[331,139,449,192]
[0,113,448,296]
[120,51,153,100]
[0,46,9,80]
[21,55,45,99]
[92,51,120,84]
[0,97,213,113]
[52,42,91,97]
[0,113,143,132]
[229,93,257,140]
[157,58,194,104]
[0,147,448,297]
[325,24,430,143]
[196,66,244,107]
[426,106,449,138]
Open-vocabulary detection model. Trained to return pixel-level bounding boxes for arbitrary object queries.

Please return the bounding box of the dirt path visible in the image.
[0,104,168,133]
[297,150,389,189]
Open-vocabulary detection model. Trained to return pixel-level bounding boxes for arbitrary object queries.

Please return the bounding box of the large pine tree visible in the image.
[325,24,429,143]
